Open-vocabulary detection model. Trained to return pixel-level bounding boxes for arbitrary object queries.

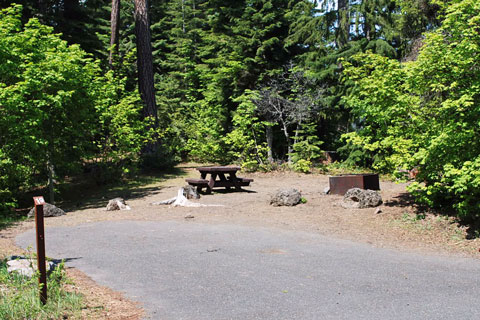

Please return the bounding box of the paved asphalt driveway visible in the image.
[16,220,480,319]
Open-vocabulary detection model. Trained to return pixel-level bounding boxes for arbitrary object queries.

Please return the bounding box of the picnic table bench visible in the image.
[186,166,253,194]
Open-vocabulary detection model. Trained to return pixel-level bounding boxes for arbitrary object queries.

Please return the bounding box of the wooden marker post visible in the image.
[33,196,47,305]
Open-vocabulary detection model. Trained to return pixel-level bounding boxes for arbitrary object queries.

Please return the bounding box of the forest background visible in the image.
[1,0,479,224]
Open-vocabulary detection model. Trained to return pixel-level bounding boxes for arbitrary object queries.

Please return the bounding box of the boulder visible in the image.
[7,256,57,278]
[183,185,200,199]
[270,188,302,207]
[342,188,382,209]
[28,203,66,218]
[106,198,131,211]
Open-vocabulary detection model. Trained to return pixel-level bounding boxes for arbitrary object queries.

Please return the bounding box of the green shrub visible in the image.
[0,5,154,206]
[290,122,323,173]
[0,259,84,319]
[291,159,312,173]
[342,0,480,220]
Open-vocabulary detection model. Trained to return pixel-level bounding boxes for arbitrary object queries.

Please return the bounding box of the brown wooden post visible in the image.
[33,196,47,305]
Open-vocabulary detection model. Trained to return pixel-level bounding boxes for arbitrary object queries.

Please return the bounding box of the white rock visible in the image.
[7,258,56,278]
[106,198,131,211]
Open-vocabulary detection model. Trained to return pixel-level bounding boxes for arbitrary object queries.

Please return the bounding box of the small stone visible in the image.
[184,214,195,219]
[375,208,382,214]
[323,187,330,195]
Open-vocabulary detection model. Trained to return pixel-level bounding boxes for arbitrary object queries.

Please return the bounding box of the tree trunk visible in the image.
[109,0,121,67]
[266,125,274,163]
[362,0,372,41]
[280,121,292,163]
[134,0,158,127]
[337,0,349,48]
[293,119,302,146]
[266,124,274,163]
[364,17,372,41]
[182,0,186,34]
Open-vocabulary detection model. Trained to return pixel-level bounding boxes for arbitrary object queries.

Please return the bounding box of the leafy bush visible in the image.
[225,91,269,168]
[342,0,480,220]
[0,5,97,210]
[291,159,312,173]
[0,5,153,206]
[290,122,324,173]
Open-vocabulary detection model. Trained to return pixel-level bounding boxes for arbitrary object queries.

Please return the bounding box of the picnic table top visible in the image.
[196,166,241,173]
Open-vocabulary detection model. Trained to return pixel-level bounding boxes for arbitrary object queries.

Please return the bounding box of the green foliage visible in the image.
[0,258,84,319]
[0,4,97,209]
[151,0,294,164]
[0,0,453,209]
[290,122,324,173]
[0,5,153,208]
[91,66,155,182]
[225,90,269,169]
[342,53,418,173]
[342,0,480,220]
[290,159,311,174]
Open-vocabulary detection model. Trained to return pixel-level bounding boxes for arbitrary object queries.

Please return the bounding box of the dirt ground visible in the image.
[1,167,479,318]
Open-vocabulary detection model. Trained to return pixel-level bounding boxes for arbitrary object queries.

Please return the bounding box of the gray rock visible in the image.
[342,188,382,209]
[28,203,66,218]
[183,185,200,199]
[7,256,57,278]
[270,188,302,207]
[323,186,330,195]
[106,198,131,211]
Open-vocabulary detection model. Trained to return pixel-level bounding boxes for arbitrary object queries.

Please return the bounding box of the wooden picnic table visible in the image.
[185,166,253,194]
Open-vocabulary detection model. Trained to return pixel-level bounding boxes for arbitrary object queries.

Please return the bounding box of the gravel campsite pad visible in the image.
[2,168,480,318]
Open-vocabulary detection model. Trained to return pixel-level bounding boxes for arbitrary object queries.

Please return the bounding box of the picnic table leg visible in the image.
[208,173,217,193]
[204,186,212,194]
[230,172,242,191]
[218,173,231,190]
[198,172,212,194]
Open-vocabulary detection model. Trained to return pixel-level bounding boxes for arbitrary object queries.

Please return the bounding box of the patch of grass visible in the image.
[0,258,84,319]
[451,229,464,241]
[394,212,435,232]
[401,212,426,223]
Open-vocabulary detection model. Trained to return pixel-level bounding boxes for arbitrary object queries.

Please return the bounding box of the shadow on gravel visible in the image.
[385,191,480,240]
[384,192,431,213]
[13,167,189,215]
[202,188,258,195]
[383,192,418,208]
